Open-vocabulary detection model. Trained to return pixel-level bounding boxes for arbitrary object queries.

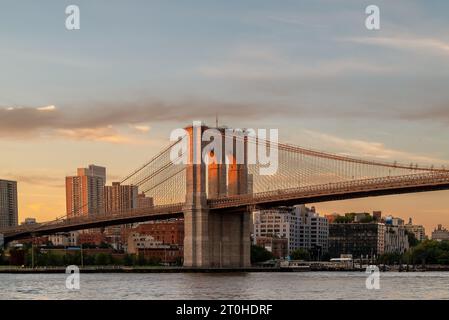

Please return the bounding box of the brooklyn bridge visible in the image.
[2,123,449,268]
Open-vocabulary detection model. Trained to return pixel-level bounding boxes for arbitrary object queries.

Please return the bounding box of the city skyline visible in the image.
[1,0,449,233]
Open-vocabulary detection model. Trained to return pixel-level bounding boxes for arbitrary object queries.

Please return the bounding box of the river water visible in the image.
[1,272,448,300]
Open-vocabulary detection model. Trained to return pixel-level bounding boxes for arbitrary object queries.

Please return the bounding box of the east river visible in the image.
[1,272,449,300]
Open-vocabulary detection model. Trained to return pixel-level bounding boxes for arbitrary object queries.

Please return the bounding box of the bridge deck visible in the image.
[2,172,449,242]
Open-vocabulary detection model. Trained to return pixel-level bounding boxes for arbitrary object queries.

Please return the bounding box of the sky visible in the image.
[1,0,449,234]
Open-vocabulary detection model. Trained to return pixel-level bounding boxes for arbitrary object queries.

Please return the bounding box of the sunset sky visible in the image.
[1,0,449,234]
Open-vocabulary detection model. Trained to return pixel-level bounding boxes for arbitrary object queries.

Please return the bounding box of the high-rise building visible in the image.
[0,179,18,228]
[431,224,449,241]
[103,182,139,249]
[66,165,106,218]
[136,192,154,208]
[405,218,426,241]
[104,182,138,213]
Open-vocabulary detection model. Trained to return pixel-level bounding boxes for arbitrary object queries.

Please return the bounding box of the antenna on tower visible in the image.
[215,113,219,128]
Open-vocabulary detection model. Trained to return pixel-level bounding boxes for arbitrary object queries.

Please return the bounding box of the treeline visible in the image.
[0,248,182,267]
[378,240,449,265]
[251,240,449,265]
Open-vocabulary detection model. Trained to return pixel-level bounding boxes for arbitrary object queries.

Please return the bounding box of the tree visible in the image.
[405,230,419,247]
[123,254,133,266]
[334,215,352,223]
[94,253,111,265]
[360,215,373,223]
[250,245,274,263]
[290,248,311,261]
[378,252,402,265]
[410,240,449,265]
[0,248,4,265]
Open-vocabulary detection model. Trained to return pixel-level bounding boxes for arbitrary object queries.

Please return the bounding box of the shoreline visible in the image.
[1,266,449,273]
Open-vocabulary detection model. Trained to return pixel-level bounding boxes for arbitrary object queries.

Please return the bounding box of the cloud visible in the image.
[131,124,151,133]
[0,172,64,188]
[342,36,449,56]
[55,127,131,144]
[37,105,56,111]
[0,99,290,139]
[303,129,448,166]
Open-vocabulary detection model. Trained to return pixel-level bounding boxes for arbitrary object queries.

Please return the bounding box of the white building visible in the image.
[405,218,426,241]
[48,232,79,247]
[48,233,70,246]
[126,232,169,254]
[384,225,409,254]
[252,205,329,255]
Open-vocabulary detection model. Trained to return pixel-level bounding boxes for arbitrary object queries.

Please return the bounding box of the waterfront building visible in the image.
[68,232,79,246]
[431,224,449,241]
[66,165,106,218]
[255,236,288,259]
[384,224,409,254]
[127,233,166,254]
[127,232,183,264]
[329,216,409,257]
[78,232,106,246]
[0,179,18,228]
[48,233,71,246]
[124,219,184,245]
[252,205,328,255]
[405,218,426,241]
[329,223,386,258]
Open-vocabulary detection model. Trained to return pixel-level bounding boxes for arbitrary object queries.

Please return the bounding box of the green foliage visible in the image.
[94,253,112,265]
[0,248,6,265]
[290,248,311,261]
[410,240,449,265]
[405,230,419,247]
[360,215,374,223]
[377,252,402,265]
[123,254,133,266]
[250,245,274,263]
[334,216,352,223]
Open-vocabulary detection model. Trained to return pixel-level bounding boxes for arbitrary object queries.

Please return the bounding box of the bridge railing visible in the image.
[1,203,184,236]
[209,171,449,208]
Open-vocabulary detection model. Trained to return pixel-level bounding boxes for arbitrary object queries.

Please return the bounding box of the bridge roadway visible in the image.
[2,172,449,242]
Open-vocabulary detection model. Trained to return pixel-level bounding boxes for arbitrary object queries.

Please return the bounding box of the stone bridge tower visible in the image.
[183,123,251,268]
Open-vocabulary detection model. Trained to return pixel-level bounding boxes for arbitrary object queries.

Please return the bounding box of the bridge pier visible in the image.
[183,123,251,268]
[184,208,251,268]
